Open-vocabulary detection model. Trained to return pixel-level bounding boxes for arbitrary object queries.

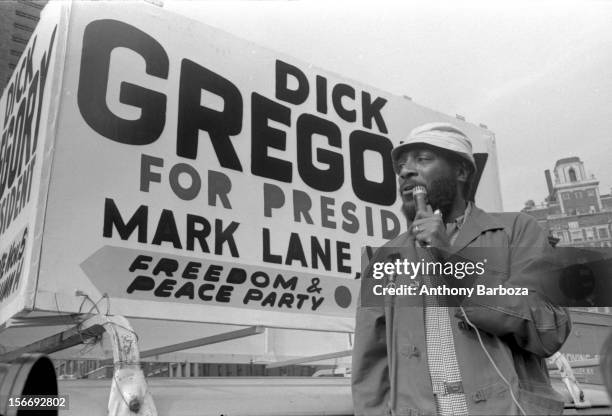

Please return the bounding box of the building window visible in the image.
[575,191,583,198]
[11,35,29,45]
[599,228,609,239]
[587,190,595,197]
[18,0,45,10]
[562,192,571,200]
[568,221,579,229]
[13,22,34,32]
[589,205,596,213]
[585,229,594,240]
[570,230,583,241]
[15,10,40,22]
[568,167,577,182]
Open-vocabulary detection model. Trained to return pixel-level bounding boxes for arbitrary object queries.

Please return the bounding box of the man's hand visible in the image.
[411,206,450,249]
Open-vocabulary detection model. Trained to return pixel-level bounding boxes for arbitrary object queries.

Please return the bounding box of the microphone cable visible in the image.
[459,305,527,416]
[412,185,527,415]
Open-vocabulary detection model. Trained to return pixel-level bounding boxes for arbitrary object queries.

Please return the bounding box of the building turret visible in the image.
[552,157,602,215]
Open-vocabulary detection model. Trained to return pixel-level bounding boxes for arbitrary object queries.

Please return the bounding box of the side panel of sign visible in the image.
[0,2,67,327]
[35,3,500,331]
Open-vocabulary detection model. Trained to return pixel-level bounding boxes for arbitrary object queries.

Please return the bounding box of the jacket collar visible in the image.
[451,204,506,251]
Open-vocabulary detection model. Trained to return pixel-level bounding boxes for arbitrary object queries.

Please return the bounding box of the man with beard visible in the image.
[351,123,571,416]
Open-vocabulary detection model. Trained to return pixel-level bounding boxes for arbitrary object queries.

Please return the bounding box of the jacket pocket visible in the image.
[467,380,565,415]
[467,381,562,415]
[468,381,515,415]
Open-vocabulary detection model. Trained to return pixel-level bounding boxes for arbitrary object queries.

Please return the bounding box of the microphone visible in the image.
[413,185,428,214]
[413,186,442,245]
[414,186,442,218]
[413,186,428,247]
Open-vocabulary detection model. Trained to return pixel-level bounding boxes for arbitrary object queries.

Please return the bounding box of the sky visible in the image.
[163,0,612,211]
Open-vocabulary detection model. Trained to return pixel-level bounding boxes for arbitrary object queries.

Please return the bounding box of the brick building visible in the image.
[522,156,612,248]
[523,157,612,314]
[0,0,48,95]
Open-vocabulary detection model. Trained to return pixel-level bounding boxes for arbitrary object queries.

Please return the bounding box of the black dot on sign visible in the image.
[334,286,352,308]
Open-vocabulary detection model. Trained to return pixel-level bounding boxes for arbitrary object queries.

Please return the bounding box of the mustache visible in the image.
[398,180,426,193]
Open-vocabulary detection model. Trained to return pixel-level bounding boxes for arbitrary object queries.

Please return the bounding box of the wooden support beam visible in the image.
[548,358,600,370]
[570,310,612,327]
[0,316,106,362]
[101,325,265,365]
[7,314,88,328]
[266,350,352,369]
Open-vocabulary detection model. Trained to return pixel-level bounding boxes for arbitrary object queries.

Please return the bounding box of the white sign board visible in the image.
[0,3,67,327]
[1,1,501,332]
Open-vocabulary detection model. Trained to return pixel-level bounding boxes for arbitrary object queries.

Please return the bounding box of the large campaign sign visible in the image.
[1,2,501,332]
[0,3,67,327]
